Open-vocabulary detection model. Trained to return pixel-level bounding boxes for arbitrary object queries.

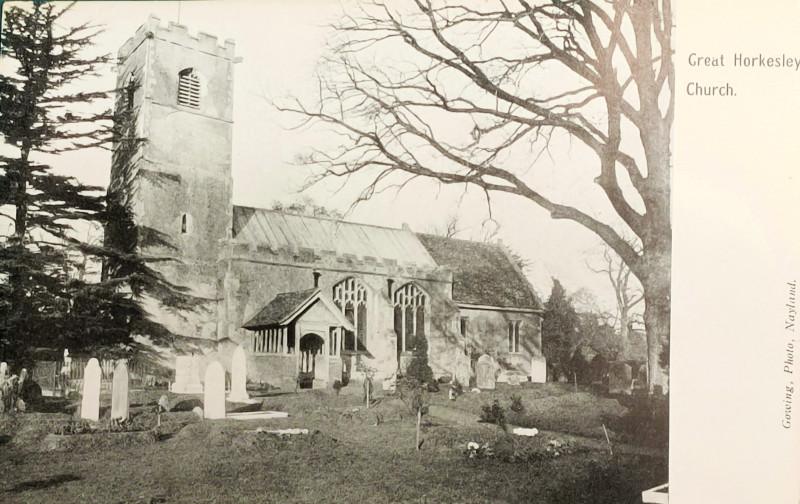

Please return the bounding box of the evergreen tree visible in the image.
[0,2,112,362]
[403,335,438,392]
[541,279,580,381]
[0,3,203,365]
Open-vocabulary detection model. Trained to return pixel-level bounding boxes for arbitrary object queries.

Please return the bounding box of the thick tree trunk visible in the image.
[640,245,671,394]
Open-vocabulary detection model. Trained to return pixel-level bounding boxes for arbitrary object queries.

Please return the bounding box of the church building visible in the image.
[112,16,546,390]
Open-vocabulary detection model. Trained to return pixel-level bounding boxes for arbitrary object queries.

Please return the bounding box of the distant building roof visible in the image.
[416,234,542,310]
[232,206,437,268]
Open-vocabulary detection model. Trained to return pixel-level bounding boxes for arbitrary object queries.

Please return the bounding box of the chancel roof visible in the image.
[232,206,437,268]
[416,234,542,310]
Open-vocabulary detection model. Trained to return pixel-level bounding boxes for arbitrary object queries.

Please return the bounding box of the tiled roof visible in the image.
[232,206,437,267]
[416,234,542,310]
[241,289,317,329]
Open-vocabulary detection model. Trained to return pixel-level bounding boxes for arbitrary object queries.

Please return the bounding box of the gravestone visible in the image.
[111,361,130,421]
[497,370,525,385]
[172,355,203,394]
[476,355,496,390]
[227,345,250,402]
[608,362,633,395]
[80,358,102,421]
[530,355,546,384]
[0,362,7,386]
[203,361,226,419]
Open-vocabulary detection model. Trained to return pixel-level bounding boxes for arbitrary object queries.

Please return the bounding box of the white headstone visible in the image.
[80,358,102,421]
[111,361,130,421]
[227,345,250,402]
[204,361,226,419]
[0,362,7,385]
[476,355,496,390]
[530,355,547,384]
[172,355,203,394]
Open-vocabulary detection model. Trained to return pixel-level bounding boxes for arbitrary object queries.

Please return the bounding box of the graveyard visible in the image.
[0,353,667,504]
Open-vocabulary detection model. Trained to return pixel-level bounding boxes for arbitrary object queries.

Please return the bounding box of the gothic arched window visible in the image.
[333,277,367,352]
[393,283,426,353]
[177,68,201,109]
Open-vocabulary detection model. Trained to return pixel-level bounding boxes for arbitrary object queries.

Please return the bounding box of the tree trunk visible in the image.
[641,247,671,394]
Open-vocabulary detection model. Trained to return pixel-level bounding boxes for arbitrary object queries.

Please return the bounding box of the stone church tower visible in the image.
[111,16,237,341]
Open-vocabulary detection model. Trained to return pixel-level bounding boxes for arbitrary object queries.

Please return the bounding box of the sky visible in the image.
[1,0,640,316]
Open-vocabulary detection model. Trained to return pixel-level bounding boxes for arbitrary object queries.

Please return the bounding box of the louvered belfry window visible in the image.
[177,68,200,109]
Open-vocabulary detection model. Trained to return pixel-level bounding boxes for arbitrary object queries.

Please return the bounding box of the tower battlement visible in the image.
[118,14,236,62]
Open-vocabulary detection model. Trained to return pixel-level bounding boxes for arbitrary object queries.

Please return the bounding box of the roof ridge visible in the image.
[232,204,413,233]
[416,232,505,248]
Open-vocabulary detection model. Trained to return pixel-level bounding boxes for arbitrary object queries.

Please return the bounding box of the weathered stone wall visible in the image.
[113,17,236,347]
[457,307,543,378]
[219,245,457,383]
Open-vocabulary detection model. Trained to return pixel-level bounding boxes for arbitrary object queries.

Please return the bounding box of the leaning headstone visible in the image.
[203,361,226,419]
[530,355,547,383]
[80,358,102,421]
[608,362,633,395]
[172,355,203,394]
[476,355,496,390]
[111,361,130,421]
[227,345,250,403]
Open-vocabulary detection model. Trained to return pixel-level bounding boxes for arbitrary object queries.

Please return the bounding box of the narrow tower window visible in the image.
[178,68,201,109]
[180,213,193,235]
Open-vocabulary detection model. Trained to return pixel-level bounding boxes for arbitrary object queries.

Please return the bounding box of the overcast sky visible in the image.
[2,0,639,315]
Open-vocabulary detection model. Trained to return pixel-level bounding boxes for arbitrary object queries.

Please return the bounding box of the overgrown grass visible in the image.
[0,386,666,503]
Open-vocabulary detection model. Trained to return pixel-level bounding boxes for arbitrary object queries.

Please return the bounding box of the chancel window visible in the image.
[177,68,201,109]
[394,283,426,353]
[508,321,521,353]
[333,277,367,352]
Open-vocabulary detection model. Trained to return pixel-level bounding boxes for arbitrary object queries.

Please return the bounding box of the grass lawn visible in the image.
[0,384,666,503]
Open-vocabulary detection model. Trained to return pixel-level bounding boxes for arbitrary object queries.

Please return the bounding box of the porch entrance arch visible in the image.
[298,333,325,388]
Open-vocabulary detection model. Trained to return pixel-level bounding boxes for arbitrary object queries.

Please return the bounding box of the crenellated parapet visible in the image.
[219,239,453,284]
[118,14,236,63]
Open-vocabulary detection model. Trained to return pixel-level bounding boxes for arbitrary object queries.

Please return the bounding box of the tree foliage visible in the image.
[0,3,202,365]
[541,279,579,381]
[284,0,672,391]
[0,2,112,361]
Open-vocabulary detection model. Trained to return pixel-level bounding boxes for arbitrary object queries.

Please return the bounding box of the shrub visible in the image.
[608,393,669,448]
[451,379,464,396]
[509,394,525,413]
[480,400,507,430]
[405,337,438,392]
[332,380,343,395]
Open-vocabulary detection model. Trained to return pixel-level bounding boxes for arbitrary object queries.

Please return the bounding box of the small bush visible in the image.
[608,393,668,448]
[509,394,525,413]
[451,379,464,396]
[332,380,343,395]
[480,400,507,430]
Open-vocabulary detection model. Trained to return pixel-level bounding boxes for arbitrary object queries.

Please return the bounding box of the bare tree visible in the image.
[282,0,672,391]
[587,244,644,345]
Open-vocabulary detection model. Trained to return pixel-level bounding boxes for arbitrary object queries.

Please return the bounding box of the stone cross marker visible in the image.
[227,345,250,403]
[80,358,102,421]
[172,355,203,394]
[476,355,496,390]
[204,361,226,419]
[111,361,130,421]
[608,362,633,395]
